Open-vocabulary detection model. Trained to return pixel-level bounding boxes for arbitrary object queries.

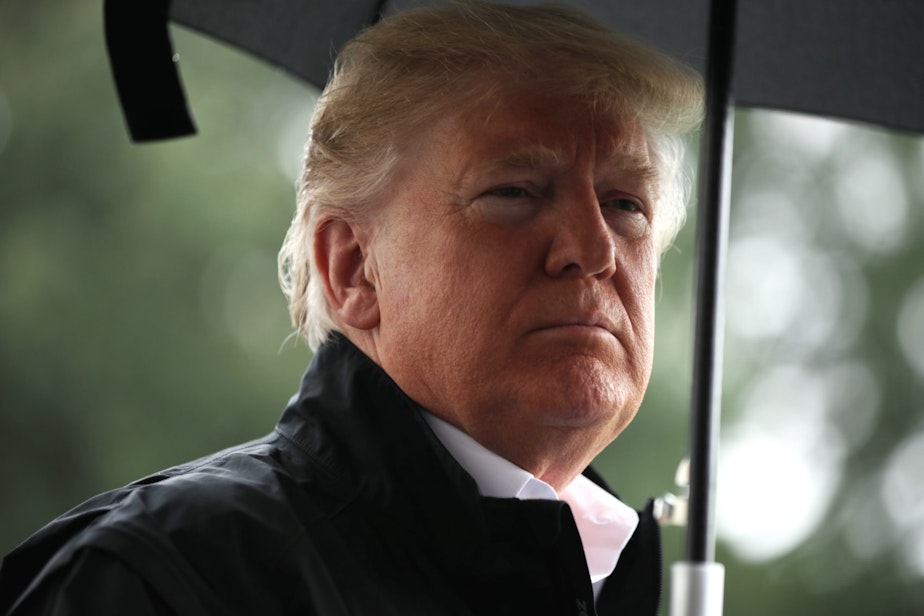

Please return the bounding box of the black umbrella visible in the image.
[104,0,924,141]
[102,1,924,614]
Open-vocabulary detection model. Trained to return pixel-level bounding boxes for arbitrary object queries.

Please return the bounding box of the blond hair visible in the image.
[279,1,704,349]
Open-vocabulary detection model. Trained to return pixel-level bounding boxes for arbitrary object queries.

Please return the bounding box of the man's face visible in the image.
[364,90,659,481]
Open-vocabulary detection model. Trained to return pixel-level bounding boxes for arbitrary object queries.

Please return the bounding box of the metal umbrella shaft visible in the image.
[671,0,736,613]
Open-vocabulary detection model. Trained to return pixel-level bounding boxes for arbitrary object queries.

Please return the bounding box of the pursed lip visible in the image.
[532,311,619,338]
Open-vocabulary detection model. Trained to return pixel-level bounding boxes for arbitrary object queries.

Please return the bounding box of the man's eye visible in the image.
[489,186,531,199]
[603,197,642,213]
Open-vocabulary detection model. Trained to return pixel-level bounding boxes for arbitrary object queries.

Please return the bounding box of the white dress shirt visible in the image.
[423,412,639,600]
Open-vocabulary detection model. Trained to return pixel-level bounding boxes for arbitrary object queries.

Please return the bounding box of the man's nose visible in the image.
[544,192,618,280]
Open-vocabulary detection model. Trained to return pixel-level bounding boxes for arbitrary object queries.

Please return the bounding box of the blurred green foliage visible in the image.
[0,0,312,550]
[1,2,922,614]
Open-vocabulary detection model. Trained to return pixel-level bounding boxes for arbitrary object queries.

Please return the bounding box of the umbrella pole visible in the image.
[671,0,737,614]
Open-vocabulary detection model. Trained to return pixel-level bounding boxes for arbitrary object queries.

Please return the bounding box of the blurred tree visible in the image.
[1,2,922,614]
[0,1,313,552]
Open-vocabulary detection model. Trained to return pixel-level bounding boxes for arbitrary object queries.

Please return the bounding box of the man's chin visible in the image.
[532,372,641,432]
[539,403,628,431]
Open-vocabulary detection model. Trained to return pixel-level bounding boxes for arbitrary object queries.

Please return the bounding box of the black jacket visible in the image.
[0,335,661,615]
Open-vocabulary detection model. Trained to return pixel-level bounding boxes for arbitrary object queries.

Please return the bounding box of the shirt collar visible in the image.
[423,411,557,501]
[422,412,639,588]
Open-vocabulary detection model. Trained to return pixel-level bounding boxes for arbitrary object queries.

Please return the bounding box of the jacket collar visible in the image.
[275,335,587,566]
[275,334,489,551]
[275,333,661,612]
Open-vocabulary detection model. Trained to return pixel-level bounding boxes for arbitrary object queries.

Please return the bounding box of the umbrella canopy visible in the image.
[105,0,924,142]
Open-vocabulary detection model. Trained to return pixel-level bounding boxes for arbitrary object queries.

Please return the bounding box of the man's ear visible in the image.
[313,219,380,331]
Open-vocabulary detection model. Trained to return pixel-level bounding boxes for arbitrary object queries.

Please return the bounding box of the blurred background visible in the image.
[1,3,923,613]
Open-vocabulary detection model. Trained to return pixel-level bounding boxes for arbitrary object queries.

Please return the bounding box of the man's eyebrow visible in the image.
[599,152,659,185]
[452,146,566,192]
[489,145,565,170]
[487,147,658,183]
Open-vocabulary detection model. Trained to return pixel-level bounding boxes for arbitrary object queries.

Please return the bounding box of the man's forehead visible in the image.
[417,91,658,191]
[464,100,651,166]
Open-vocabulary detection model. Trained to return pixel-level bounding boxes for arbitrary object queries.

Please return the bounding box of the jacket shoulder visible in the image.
[0,433,342,615]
